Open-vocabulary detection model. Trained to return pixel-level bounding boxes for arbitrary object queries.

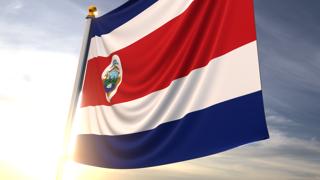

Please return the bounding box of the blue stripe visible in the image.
[75,91,269,169]
[89,0,158,38]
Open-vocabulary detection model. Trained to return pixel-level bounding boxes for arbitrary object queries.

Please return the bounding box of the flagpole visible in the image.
[56,6,97,180]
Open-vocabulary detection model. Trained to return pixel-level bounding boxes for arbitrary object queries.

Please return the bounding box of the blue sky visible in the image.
[0,0,319,179]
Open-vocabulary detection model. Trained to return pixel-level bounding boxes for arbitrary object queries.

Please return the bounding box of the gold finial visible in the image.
[87,5,97,18]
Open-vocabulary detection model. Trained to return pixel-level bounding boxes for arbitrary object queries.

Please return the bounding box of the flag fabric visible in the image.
[74,0,269,169]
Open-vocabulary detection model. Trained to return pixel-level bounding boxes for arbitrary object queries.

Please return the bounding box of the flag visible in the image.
[74,0,269,169]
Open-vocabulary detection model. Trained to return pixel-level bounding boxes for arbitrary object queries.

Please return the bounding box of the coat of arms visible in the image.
[101,55,122,102]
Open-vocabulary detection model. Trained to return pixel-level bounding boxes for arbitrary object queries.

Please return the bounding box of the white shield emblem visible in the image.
[101,55,123,102]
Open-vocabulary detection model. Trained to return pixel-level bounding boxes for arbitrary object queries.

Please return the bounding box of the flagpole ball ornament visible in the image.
[87,5,97,18]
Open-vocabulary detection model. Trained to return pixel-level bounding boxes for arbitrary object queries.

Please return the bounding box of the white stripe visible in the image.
[79,42,261,135]
[87,0,194,60]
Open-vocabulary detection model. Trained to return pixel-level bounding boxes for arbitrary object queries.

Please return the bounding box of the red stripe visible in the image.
[81,0,256,107]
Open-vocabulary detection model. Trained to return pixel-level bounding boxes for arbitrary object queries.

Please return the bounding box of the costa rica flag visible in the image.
[74,0,269,169]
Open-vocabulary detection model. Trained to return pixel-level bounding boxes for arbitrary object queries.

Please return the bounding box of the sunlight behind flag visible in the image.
[0,49,77,180]
[73,0,269,169]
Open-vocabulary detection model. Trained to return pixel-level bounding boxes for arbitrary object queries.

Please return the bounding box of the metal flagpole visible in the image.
[56,5,97,180]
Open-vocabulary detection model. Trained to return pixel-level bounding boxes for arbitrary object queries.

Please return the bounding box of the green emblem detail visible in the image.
[101,55,122,102]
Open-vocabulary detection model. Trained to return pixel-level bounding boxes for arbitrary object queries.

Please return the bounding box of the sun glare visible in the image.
[0,49,78,180]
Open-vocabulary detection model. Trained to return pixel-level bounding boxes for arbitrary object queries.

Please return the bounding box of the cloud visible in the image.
[0,0,85,54]
[254,0,320,139]
[3,0,24,13]
[265,109,297,126]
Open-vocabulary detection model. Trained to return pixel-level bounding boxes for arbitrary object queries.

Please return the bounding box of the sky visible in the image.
[0,0,319,180]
